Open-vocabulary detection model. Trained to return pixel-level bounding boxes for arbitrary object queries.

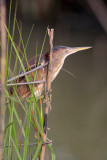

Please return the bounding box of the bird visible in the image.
[9,46,91,99]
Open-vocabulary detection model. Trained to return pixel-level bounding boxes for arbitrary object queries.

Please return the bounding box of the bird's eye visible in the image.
[65,49,68,52]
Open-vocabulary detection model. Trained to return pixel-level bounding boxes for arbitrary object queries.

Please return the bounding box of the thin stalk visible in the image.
[40,28,54,160]
[0,0,6,159]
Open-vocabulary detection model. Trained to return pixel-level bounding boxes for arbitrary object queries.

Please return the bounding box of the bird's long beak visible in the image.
[70,46,92,54]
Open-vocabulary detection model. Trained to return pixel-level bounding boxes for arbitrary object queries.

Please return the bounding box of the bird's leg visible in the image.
[46,88,52,110]
[49,93,52,110]
[43,81,47,103]
[43,85,52,110]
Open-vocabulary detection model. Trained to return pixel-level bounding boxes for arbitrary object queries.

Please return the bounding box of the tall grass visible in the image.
[0,0,7,158]
[0,2,56,160]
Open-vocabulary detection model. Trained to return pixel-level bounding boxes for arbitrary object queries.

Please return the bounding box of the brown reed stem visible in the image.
[40,28,54,160]
[87,0,107,33]
[0,0,6,159]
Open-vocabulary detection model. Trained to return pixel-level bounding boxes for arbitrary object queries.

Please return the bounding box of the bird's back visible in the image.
[9,52,50,99]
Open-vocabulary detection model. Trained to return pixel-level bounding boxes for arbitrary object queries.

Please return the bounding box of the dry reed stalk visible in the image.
[0,0,6,159]
[87,0,107,33]
[40,28,54,160]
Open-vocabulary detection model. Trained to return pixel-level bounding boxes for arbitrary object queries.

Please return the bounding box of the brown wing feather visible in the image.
[10,51,49,99]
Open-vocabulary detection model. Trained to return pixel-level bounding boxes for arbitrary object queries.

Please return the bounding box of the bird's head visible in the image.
[53,46,92,62]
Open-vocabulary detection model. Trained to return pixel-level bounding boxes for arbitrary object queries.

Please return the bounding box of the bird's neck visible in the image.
[51,56,65,81]
[44,52,66,81]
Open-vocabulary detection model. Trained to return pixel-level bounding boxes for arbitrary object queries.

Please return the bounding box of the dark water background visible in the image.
[6,2,107,159]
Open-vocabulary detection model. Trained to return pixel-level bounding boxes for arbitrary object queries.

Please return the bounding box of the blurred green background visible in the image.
[6,0,107,160]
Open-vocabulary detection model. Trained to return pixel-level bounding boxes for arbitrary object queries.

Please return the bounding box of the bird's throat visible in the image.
[52,63,64,81]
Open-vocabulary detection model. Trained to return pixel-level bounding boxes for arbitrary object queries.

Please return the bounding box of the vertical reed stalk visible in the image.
[0,0,6,159]
[40,28,54,160]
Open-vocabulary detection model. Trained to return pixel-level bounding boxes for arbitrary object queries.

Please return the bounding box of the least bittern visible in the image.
[10,46,91,99]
